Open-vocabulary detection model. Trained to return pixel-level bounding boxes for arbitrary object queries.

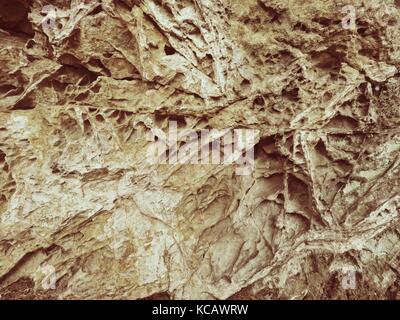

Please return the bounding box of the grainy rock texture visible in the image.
[0,0,399,300]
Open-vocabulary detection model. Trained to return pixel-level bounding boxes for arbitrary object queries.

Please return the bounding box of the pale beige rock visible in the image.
[0,0,399,300]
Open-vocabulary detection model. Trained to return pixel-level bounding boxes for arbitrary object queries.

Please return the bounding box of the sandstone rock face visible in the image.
[0,0,399,300]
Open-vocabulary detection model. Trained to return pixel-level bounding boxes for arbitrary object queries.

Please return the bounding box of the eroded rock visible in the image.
[0,0,399,300]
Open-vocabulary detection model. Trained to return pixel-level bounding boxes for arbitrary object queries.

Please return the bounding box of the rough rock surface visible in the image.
[0,0,399,300]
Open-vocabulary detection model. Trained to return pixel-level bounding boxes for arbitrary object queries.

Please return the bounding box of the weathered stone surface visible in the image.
[0,0,399,299]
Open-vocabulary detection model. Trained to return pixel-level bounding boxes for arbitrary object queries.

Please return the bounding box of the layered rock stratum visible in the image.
[0,0,399,300]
